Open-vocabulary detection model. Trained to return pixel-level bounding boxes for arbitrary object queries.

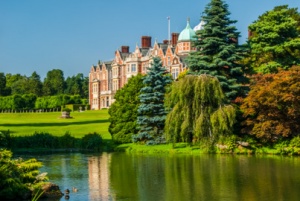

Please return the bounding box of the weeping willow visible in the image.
[165,75,236,144]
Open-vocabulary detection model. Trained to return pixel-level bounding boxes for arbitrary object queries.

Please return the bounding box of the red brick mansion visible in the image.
[89,19,205,110]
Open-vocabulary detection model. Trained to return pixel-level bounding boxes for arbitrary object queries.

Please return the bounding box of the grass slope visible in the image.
[0,110,111,139]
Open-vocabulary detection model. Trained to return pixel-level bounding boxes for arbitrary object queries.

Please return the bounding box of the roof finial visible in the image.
[187,17,190,23]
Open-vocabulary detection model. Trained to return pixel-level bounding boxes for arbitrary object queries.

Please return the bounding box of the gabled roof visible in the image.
[140,48,150,57]
[120,52,130,60]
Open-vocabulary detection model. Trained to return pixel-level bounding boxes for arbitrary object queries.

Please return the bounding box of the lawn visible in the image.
[0,110,111,139]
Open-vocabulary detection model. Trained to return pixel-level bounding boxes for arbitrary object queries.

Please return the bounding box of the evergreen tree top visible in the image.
[186,0,245,101]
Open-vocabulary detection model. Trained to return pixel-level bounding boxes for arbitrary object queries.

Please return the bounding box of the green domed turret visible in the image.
[178,19,196,41]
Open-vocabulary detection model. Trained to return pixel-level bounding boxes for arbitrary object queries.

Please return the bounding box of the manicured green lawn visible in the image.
[0,110,111,139]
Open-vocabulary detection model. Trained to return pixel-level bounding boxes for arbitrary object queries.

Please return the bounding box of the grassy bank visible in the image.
[115,142,300,155]
[0,110,111,139]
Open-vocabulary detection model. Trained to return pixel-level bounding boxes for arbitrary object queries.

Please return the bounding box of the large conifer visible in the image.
[187,0,244,100]
[134,57,172,143]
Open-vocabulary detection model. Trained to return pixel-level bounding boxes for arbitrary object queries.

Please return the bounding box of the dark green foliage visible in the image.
[1,72,43,97]
[21,132,59,149]
[109,74,144,143]
[134,57,172,143]
[165,75,236,144]
[28,71,43,96]
[81,133,103,151]
[0,149,46,200]
[0,131,12,148]
[43,69,65,96]
[65,73,89,98]
[58,132,78,148]
[0,73,6,96]
[6,74,28,95]
[187,0,245,100]
[63,104,89,112]
[34,95,84,110]
[22,94,37,109]
[248,5,300,73]
[2,131,102,151]
[1,70,88,111]
[0,94,36,110]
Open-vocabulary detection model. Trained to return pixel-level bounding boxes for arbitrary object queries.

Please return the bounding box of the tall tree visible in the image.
[248,5,300,73]
[5,74,25,96]
[133,57,172,143]
[165,75,236,144]
[43,69,65,96]
[65,73,88,98]
[28,71,43,96]
[5,73,24,88]
[241,66,300,142]
[109,74,144,143]
[10,77,29,95]
[187,0,244,101]
[0,73,6,96]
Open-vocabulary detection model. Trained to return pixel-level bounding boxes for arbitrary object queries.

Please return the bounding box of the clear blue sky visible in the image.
[0,0,299,79]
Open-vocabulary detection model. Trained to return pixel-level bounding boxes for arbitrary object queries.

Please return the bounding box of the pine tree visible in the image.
[187,0,244,101]
[134,57,172,144]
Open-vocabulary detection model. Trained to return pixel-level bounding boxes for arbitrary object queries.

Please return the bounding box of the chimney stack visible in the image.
[141,36,152,48]
[163,40,169,44]
[171,33,179,46]
[121,46,129,53]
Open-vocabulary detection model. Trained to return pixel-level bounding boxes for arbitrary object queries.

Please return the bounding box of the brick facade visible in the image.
[89,20,202,109]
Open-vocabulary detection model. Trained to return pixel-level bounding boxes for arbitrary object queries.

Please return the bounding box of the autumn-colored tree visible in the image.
[241,66,300,142]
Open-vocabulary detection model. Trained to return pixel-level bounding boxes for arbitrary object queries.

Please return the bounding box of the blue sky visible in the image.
[0,0,299,79]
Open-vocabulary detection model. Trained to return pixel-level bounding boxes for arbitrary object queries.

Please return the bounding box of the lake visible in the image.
[18,152,300,201]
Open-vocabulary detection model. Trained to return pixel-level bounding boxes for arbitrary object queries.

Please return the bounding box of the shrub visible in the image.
[290,136,300,148]
[81,133,103,151]
[58,132,78,148]
[0,130,12,148]
[0,149,47,200]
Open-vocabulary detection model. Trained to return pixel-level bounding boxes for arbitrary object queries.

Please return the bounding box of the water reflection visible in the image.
[18,153,300,201]
[88,153,113,201]
[109,154,300,201]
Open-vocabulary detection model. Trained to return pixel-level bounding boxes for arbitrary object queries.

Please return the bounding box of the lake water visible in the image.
[18,152,300,201]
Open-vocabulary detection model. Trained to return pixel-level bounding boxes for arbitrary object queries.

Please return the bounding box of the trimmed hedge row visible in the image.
[0,131,103,151]
[0,94,89,111]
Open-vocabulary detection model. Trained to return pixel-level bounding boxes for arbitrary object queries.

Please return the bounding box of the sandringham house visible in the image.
[89,19,205,110]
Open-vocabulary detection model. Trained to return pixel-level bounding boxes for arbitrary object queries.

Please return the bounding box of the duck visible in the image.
[64,189,70,194]
[72,187,78,192]
[65,194,70,200]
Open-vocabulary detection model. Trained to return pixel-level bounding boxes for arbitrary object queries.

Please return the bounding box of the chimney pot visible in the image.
[121,46,129,53]
[171,33,179,46]
[141,36,152,48]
